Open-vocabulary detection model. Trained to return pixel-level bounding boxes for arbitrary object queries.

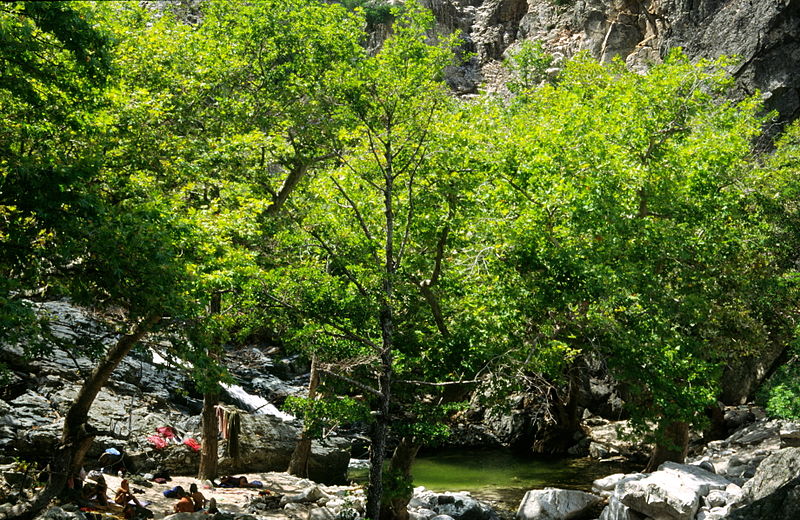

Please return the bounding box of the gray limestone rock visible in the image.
[741,447,800,502]
[516,488,602,520]
[410,488,498,520]
[726,476,800,520]
[598,495,644,520]
[617,462,730,520]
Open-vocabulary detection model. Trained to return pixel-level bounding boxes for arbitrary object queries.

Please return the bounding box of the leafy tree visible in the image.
[93,0,367,480]
[752,120,800,420]
[0,1,110,348]
[486,50,797,469]
[504,40,554,94]
[259,3,502,517]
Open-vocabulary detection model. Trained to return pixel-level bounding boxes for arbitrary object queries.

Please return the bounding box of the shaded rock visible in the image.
[308,507,336,520]
[163,514,207,520]
[780,422,800,448]
[410,508,438,520]
[247,493,283,512]
[585,420,649,461]
[741,447,800,502]
[281,486,328,506]
[726,476,800,520]
[35,507,88,520]
[516,488,602,520]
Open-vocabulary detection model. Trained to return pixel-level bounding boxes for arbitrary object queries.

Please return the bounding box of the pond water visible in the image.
[411,449,637,510]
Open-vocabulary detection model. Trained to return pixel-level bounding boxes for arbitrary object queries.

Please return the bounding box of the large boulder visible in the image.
[597,496,643,520]
[726,476,800,520]
[515,488,602,520]
[221,414,350,485]
[617,462,731,520]
[741,447,800,502]
[409,488,498,520]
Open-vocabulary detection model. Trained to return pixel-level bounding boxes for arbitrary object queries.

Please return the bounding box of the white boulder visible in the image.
[515,488,602,520]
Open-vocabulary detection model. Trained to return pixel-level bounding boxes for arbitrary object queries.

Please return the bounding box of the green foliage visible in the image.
[283,395,369,438]
[758,359,800,420]
[0,1,112,345]
[504,40,554,93]
[382,468,414,502]
[340,0,394,26]
[483,49,791,443]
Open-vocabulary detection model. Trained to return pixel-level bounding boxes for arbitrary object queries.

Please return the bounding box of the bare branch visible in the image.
[395,378,480,386]
[318,368,384,398]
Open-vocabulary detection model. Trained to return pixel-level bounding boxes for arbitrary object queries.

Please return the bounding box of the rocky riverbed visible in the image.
[2,301,799,520]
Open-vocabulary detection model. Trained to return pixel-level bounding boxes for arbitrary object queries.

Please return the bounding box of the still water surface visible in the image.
[410,449,637,510]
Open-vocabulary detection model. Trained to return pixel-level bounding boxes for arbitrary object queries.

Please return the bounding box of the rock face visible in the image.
[515,488,602,520]
[429,0,800,132]
[0,300,349,483]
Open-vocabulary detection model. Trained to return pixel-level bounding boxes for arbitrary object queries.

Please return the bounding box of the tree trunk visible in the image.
[198,293,221,480]
[367,164,396,520]
[380,436,421,520]
[366,386,390,520]
[198,391,219,480]
[288,354,320,477]
[645,421,689,472]
[0,314,159,520]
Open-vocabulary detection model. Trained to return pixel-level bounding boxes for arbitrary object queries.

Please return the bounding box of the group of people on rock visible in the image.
[165,483,217,514]
[75,475,146,519]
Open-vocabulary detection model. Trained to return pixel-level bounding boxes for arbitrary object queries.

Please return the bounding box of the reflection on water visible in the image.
[412,449,637,510]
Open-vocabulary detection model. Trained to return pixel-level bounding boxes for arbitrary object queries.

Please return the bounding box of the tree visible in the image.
[93,0,367,480]
[485,50,797,468]
[260,4,507,518]
[0,1,110,348]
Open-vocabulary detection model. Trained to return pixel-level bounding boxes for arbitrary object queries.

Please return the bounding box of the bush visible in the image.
[340,0,394,26]
[757,344,800,420]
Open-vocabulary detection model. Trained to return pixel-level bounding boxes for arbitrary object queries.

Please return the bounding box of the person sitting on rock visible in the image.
[189,483,206,511]
[173,490,195,513]
[207,497,219,514]
[93,475,112,509]
[81,477,111,510]
[115,479,142,507]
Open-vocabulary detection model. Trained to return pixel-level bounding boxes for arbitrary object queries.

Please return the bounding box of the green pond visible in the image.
[354,449,637,511]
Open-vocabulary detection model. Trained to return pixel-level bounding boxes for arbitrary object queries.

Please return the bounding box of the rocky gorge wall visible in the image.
[426,0,800,132]
[0,301,350,485]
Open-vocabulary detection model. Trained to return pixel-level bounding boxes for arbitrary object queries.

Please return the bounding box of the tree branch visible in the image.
[318,367,384,397]
[330,176,382,265]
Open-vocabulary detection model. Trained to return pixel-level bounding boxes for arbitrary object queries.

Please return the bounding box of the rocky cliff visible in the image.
[428,0,800,127]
